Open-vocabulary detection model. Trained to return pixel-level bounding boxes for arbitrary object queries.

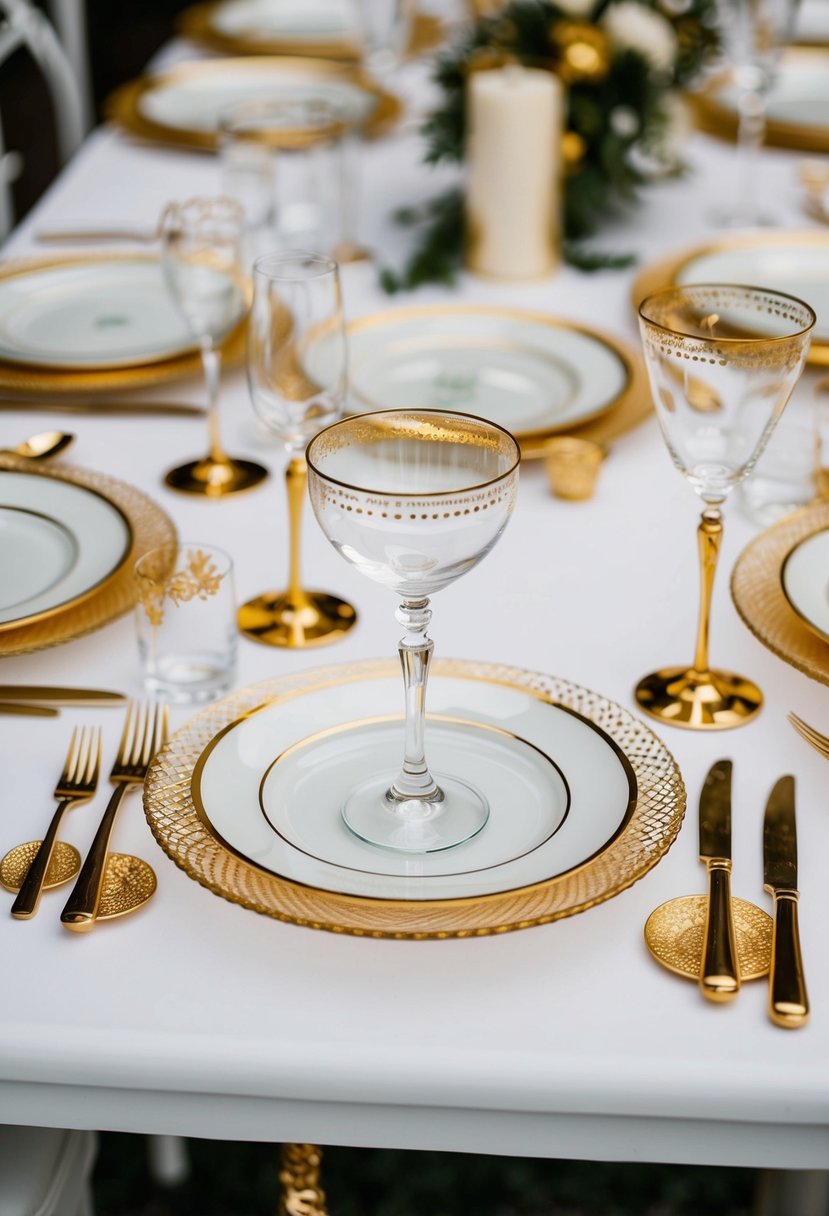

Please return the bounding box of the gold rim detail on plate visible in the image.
[731,501,829,686]
[690,52,829,155]
[0,253,246,396]
[178,3,442,62]
[0,455,176,656]
[345,305,652,460]
[630,232,829,368]
[780,527,829,644]
[104,57,402,152]
[143,658,686,939]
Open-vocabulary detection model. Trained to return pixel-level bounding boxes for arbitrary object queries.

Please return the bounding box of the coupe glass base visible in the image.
[164,457,269,498]
[342,773,490,854]
[635,666,763,730]
[237,590,357,648]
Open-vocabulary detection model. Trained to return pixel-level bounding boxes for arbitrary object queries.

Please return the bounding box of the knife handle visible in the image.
[769,891,809,1029]
[701,861,740,1002]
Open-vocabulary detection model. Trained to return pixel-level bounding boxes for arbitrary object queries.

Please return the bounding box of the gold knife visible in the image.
[699,759,740,1002]
[0,401,205,417]
[0,702,59,716]
[764,775,809,1029]
[0,686,125,706]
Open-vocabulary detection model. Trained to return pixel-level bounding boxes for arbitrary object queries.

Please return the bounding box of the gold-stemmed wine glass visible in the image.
[637,283,814,729]
[307,409,520,853]
[238,250,357,647]
[160,197,268,497]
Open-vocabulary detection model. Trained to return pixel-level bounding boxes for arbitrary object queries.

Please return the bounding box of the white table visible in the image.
[1,44,828,1180]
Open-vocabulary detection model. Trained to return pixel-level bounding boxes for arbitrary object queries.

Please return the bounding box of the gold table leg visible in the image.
[278,1143,329,1216]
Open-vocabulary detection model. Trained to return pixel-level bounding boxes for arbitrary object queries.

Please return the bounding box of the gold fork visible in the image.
[61,701,168,933]
[11,727,102,919]
[788,712,829,760]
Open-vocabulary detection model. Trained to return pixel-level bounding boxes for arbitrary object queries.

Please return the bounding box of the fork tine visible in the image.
[131,702,150,767]
[60,727,81,785]
[74,727,91,786]
[116,699,136,766]
[788,712,829,758]
[85,728,102,786]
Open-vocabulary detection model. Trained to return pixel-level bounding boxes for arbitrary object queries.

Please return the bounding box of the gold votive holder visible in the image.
[544,436,606,501]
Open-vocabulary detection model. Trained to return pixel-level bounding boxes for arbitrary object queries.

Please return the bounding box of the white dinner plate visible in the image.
[0,259,201,370]
[137,60,377,135]
[796,0,829,45]
[193,672,636,901]
[781,527,829,642]
[0,470,132,630]
[306,307,632,445]
[212,0,356,42]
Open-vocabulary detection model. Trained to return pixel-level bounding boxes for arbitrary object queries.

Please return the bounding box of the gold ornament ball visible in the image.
[550,22,612,83]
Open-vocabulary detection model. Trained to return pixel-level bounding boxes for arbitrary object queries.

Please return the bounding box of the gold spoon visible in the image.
[1,431,75,460]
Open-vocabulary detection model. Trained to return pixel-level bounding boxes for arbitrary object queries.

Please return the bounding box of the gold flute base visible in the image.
[238,590,357,649]
[635,666,763,730]
[164,456,268,498]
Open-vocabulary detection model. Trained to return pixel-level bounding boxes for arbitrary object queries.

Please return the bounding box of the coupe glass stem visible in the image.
[388,596,442,808]
[691,507,723,678]
[201,339,228,466]
[285,454,311,609]
[733,85,766,226]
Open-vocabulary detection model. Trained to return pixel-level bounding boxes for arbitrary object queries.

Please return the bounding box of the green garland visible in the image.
[383,0,718,291]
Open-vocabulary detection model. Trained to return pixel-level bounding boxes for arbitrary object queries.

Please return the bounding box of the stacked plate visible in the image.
[0,254,245,397]
[0,458,175,656]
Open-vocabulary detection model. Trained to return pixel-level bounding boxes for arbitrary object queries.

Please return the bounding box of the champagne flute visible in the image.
[637,283,814,729]
[307,409,520,853]
[238,250,357,648]
[160,197,268,497]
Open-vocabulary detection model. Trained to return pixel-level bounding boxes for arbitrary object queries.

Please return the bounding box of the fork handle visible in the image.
[11,799,73,919]
[60,785,130,932]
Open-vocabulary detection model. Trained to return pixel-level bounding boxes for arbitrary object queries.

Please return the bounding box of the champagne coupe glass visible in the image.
[307,409,520,853]
[238,250,358,648]
[637,283,814,729]
[160,197,268,497]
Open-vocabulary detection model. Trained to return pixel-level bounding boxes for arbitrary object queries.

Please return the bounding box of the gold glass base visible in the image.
[635,666,763,730]
[164,456,268,498]
[238,590,357,648]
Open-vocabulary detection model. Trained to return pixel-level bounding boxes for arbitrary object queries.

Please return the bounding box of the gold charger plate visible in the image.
[630,231,829,368]
[178,3,442,61]
[690,51,829,154]
[0,455,176,656]
[345,306,652,460]
[731,500,829,687]
[105,56,401,153]
[0,253,245,397]
[143,658,686,939]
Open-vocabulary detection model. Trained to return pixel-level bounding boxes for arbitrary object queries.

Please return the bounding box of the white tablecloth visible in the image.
[1,44,828,1169]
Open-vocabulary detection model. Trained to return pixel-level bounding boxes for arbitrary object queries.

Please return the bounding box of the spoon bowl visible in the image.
[4,431,75,460]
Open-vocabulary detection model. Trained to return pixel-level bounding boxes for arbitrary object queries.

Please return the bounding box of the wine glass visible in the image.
[160,197,268,497]
[355,0,416,81]
[306,409,520,853]
[238,250,357,648]
[637,283,814,729]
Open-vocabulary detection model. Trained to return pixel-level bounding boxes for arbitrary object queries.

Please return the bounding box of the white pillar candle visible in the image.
[465,65,563,280]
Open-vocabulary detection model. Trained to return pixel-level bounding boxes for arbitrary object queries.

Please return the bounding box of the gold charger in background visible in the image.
[731,500,829,687]
[0,455,176,656]
[178,3,442,61]
[144,658,686,939]
[105,57,401,153]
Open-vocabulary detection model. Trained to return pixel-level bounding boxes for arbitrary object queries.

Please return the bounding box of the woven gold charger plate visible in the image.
[105,57,401,153]
[178,3,442,61]
[0,455,176,656]
[143,659,686,939]
[731,500,829,686]
[0,253,245,396]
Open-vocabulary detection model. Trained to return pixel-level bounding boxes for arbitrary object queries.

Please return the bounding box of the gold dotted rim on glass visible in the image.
[638,282,816,348]
[644,894,773,982]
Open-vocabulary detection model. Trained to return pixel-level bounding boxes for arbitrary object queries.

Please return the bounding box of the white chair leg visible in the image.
[755,1169,829,1216]
[147,1134,191,1187]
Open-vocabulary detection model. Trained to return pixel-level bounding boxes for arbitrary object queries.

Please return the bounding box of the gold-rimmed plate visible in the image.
[311,306,650,459]
[0,455,176,657]
[731,500,829,686]
[143,658,686,938]
[691,50,829,154]
[178,1,442,62]
[105,57,401,153]
[631,231,829,366]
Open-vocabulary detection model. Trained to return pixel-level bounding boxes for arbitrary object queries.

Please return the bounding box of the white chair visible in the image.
[0,1125,97,1216]
[0,0,85,239]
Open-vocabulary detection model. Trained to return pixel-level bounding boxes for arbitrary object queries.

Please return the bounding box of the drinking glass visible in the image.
[306,409,520,853]
[637,283,814,729]
[355,0,415,80]
[160,197,268,497]
[238,250,357,648]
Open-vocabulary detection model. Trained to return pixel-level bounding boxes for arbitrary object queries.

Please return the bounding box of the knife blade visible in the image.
[764,775,809,1029]
[0,702,59,717]
[0,400,205,417]
[698,759,740,1002]
[0,686,125,706]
